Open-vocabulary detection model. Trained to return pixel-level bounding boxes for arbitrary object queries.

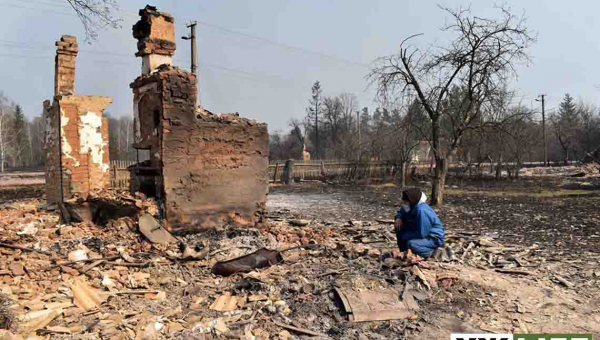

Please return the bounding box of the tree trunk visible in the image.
[430,117,446,206]
[410,165,417,179]
[495,156,502,180]
[430,157,447,206]
[396,161,406,189]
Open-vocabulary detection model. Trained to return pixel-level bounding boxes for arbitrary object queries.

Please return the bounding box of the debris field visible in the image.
[0,174,598,339]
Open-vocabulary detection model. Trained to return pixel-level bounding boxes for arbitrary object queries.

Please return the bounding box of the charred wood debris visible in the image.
[0,187,597,339]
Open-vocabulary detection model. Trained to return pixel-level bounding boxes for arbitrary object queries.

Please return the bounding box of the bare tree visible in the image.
[268,120,305,161]
[30,116,46,166]
[505,107,538,178]
[339,93,358,131]
[269,130,285,161]
[288,118,305,147]
[117,116,135,160]
[390,102,422,188]
[484,87,520,178]
[306,81,324,159]
[66,0,122,41]
[551,94,580,164]
[13,105,28,167]
[368,5,535,205]
[577,99,600,155]
[0,93,14,172]
[323,96,343,158]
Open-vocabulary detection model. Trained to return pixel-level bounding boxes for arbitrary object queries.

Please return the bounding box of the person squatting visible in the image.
[394,188,445,258]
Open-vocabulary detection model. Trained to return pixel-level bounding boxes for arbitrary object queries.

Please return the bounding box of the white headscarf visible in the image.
[402,191,427,212]
[418,192,427,205]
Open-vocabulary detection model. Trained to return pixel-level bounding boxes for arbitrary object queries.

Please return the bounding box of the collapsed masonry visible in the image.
[130,6,269,234]
[44,35,112,204]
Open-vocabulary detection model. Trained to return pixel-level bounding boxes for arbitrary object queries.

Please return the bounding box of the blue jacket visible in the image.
[395,204,445,241]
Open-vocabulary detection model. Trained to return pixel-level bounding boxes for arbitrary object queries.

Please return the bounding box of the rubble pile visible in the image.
[519,164,600,177]
[0,172,45,188]
[195,107,265,127]
[57,189,160,227]
[581,162,600,175]
[582,149,600,165]
[0,192,598,339]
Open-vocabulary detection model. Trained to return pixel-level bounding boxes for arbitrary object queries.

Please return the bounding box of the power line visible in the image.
[2,0,370,69]
[0,1,376,119]
[13,0,71,9]
[0,44,314,89]
[0,40,377,105]
[0,2,76,17]
[191,21,369,68]
[0,41,135,58]
[0,38,344,87]
[0,52,50,60]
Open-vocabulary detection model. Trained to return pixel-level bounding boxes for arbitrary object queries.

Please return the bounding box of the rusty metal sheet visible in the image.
[334,287,414,322]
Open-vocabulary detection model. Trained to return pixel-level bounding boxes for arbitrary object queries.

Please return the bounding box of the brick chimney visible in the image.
[54,35,78,96]
[132,5,176,75]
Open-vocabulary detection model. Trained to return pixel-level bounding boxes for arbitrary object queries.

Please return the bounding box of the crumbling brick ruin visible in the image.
[44,35,113,204]
[130,6,269,234]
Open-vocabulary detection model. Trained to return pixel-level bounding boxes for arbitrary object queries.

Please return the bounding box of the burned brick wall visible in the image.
[162,114,269,233]
[56,96,112,196]
[131,6,269,233]
[45,96,112,203]
[131,66,269,233]
[45,35,113,204]
[44,100,62,204]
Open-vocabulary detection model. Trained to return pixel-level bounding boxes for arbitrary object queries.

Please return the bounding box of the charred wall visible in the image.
[44,100,62,204]
[162,116,269,233]
[130,6,269,233]
[131,66,269,233]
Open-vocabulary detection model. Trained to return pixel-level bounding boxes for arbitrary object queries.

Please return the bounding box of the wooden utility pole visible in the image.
[536,94,548,167]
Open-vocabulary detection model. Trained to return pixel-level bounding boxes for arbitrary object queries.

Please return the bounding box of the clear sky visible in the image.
[0,0,599,132]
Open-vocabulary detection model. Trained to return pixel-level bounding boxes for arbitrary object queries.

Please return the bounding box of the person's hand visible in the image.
[394,218,403,232]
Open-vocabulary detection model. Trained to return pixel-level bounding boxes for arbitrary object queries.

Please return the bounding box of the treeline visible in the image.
[547,94,599,162]
[270,81,426,164]
[107,116,137,162]
[270,82,600,172]
[0,92,45,171]
[0,91,136,171]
